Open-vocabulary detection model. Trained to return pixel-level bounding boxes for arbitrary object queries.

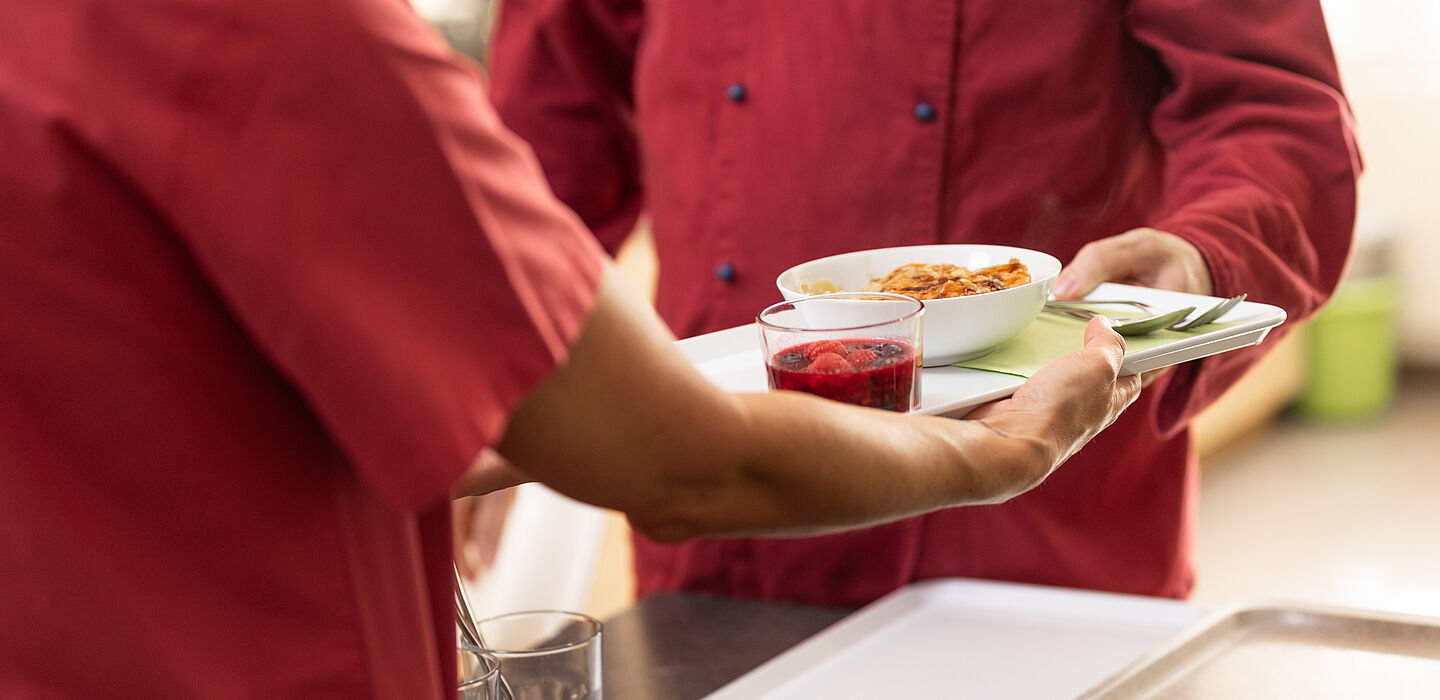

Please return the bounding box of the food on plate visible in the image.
[864,260,1030,300]
[799,260,1031,300]
[766,338,918,412]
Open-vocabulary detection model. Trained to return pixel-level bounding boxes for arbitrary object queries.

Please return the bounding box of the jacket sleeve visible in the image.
[1126,0,1362,435]
[161,0,606,511]
[486,0,645,255]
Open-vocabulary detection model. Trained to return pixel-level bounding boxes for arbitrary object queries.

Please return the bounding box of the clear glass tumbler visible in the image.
[757,292,924,412]
[473,610,602,700]
[458,646,502,700]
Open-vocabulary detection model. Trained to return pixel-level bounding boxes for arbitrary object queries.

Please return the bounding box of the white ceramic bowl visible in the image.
[776,244,1062,366]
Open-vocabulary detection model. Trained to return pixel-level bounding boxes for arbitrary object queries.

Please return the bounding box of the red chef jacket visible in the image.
[0,0,603,696]
[489,0,1360,604]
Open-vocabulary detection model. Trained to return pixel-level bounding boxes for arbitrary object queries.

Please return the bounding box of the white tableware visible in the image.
[776,244,1062,366]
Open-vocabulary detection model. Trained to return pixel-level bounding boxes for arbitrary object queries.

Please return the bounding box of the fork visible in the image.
[1170,293,1246,331]
[1043,294,1246,336]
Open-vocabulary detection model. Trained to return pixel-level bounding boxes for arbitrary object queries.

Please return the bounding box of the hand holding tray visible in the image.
[677,283,1286,417]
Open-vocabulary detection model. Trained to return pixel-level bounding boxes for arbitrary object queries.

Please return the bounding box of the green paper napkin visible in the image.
[952,312,1240,378]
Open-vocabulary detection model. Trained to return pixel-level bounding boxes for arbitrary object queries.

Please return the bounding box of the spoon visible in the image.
[1108,306,1197,336]
[1043,304,1196,335]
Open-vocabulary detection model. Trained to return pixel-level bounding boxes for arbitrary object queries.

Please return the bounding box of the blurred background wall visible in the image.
[1321,0,1440,368]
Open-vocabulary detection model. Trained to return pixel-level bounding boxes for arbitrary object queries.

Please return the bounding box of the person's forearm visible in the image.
[629,317,1138,541]
[490,270,999,537]
[621,390,1056,542]
[493,268,1132,542]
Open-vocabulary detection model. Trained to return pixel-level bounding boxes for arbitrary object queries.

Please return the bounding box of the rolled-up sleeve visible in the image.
[159,0,606,510]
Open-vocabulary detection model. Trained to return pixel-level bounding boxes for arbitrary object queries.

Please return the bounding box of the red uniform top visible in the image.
[489,0,1360,604]
[0,0,603,696]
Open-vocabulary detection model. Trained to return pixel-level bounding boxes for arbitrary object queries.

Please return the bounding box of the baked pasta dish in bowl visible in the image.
[776,244,1062,366]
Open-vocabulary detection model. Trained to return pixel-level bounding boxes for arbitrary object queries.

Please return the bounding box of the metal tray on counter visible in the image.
[1077,601,1440,699]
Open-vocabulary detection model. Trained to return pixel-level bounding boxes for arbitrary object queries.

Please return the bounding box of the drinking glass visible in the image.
[757,292,924,412]
[473,610,602,700]
[458,646,502,700]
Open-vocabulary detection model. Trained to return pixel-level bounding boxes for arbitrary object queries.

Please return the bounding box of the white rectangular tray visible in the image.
[704,579,1206,700]
[677,283,1286,417]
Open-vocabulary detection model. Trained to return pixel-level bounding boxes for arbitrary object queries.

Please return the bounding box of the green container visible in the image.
[1295,274,1400,420]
